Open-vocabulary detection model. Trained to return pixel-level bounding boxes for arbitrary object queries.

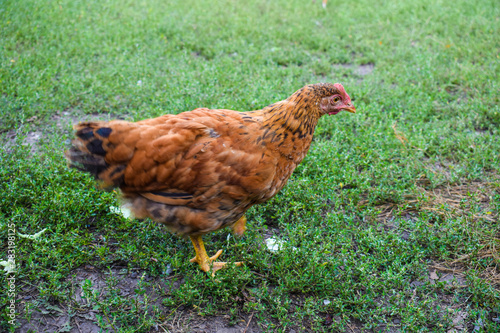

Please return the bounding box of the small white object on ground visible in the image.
[110,205,133,219]
[18,228,47,240]
[265,237,297,252]
[265,237,284,252]
[0,260,16,274]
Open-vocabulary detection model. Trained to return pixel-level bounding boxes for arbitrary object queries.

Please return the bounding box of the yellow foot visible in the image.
[189,235,243,276]
[190,250,242,275]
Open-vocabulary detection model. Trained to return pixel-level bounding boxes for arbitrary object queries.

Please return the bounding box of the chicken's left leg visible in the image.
[189,235,242,276]
[231,215,247,236]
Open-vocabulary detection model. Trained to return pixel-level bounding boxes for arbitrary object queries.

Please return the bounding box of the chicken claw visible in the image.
[189,235,243,276]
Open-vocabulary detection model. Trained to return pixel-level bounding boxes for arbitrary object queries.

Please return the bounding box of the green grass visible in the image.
[1,0,499,331]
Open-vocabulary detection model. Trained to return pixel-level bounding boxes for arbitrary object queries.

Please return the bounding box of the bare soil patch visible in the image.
[17,266,264,333]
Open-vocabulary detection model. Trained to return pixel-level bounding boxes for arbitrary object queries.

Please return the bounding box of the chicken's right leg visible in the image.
[189,235,242,276]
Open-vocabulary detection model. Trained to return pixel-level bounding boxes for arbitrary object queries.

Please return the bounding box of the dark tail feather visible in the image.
[66,122,125,188]
[65,148,109,176]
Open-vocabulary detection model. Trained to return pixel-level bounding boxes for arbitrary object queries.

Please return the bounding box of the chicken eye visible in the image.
[333,96,341,103]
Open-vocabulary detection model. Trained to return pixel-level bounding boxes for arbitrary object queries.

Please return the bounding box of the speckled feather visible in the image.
[66,83,352,235]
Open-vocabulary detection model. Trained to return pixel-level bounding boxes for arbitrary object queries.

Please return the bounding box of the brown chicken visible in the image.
[66,83,355,274]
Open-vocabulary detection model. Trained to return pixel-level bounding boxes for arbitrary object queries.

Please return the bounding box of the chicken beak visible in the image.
[342,105,356,113]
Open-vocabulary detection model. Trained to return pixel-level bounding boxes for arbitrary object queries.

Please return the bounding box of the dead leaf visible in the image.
[392,121,409,146]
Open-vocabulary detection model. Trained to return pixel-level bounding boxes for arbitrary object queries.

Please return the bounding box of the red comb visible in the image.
[333,83,345,94]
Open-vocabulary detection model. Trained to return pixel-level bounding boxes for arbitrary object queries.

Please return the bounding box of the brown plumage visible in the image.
[66,83,356,274]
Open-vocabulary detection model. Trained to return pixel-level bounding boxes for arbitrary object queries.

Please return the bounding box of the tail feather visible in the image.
[66,122,126,188]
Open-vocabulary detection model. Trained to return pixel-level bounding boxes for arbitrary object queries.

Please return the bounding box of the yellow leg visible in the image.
[189,235,242,276]
[231,215,247,236]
